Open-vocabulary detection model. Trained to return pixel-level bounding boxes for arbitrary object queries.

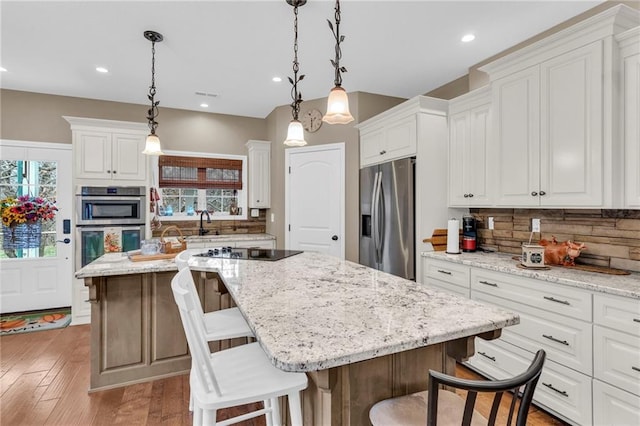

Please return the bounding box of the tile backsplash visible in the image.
[470,209,640,272]
[151,209,267,238]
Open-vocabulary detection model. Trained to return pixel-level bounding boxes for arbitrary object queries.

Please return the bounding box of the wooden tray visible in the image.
[423,228,462,252]
[129,252,178,262]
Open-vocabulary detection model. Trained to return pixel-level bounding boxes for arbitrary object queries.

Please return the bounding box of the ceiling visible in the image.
[1,0,603,119]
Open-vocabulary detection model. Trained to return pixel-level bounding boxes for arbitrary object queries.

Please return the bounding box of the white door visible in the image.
[0,141,73,313]
[285,143,344,258]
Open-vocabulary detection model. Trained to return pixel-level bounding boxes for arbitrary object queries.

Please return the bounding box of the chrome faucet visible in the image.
[199,210,211,236]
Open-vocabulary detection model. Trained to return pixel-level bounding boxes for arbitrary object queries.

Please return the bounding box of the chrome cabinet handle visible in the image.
[437,269,452,275]
[479,280,498,287]
[113,170,117,174]
[543,334,569,346]
[543,382,568,397]
[633,318,640,323]
[107,170,111,173]
[632,366,640,373]
[531,191,538,196]
[468,193,474,198]
[478,351,496,362]
[464,194,469,198]
[380,150,387,155]
[539,190,546,196]
[543,296,570,306]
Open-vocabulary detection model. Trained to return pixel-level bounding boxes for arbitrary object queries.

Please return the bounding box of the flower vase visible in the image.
[2,221,42,250]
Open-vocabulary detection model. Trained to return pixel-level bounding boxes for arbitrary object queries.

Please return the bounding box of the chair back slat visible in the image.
[506,388,519,425]
[172,268,223,397]
[488,391,503,425]
[462,391,478,425]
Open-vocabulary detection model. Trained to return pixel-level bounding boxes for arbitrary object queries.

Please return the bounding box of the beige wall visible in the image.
[0,89,266,155]
[265,91,405,262]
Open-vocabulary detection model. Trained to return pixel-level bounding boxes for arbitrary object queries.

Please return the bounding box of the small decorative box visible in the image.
[522,244,545,268]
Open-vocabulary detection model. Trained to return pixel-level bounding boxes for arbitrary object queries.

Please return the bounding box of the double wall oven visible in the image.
[76,186,146,267]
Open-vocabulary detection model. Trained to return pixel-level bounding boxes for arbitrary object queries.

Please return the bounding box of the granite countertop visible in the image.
[176,249,519,372]
[422,251,640,299]
[185,233,275,243]
[75,252,178,278]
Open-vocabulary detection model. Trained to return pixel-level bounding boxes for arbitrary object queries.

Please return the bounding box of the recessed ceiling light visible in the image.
[272,76,282,83]
[461,34,475,43]
[96,66,109,73]
[0,67,7,72]
[200,103,209,108]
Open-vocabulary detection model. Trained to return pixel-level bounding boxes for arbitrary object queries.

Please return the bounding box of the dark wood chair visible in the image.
[369,349,546,426]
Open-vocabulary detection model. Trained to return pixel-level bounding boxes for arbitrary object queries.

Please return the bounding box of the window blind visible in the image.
[158,155,243,190]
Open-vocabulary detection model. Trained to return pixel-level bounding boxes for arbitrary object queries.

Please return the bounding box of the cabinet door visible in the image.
[593,380,640,426]
[448,111,469,206]
[360,128,385,167]
[493,66,540,206]
[467,103,492,205]
[75,130,112,179]
[540,41,603,206]
[384,115,417,161]
[248,145,270,208]
[624,52,640,208]
[112,133,147,181]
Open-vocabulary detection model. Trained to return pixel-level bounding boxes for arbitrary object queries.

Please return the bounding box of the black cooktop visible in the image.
[194,247,303,261]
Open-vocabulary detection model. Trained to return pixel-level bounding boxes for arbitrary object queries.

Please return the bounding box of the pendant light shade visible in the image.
[283,0,307,147]
[142,134,164,155]
[284,120,306,146]
[323,86,354,124]
[323,0,353,125]
[143,30,164,156]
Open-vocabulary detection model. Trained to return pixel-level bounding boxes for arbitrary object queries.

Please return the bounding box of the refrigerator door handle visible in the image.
[376,171,385,264]
[371,171,380,264]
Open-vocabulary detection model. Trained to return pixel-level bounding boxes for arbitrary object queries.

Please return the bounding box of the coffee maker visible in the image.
[462,215,477,252]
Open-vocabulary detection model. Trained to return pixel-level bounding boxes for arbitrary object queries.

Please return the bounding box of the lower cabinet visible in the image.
[422,256,640,426]
[593,380,640,426]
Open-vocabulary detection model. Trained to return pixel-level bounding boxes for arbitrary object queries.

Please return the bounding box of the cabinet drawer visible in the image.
[467,338,591,426]
[594,325,640,396]
[593,380,640,426]
[472,291,592,375]
[423,278,470,298]
[423,259,470,289]
[594,293,640,337]
[471,268,591,321]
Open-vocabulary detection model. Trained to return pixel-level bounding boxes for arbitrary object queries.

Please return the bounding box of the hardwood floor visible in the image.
[1,324,567,425]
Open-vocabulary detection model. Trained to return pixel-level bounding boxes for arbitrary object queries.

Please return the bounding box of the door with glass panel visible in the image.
[0,141,73,313]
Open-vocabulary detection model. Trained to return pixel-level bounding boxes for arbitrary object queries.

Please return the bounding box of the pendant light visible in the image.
[284,0,307,147]
[142,30,165,155]
[322,0,354,125]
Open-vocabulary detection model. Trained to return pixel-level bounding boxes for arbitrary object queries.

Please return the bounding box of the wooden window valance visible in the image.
[158,155,243,190]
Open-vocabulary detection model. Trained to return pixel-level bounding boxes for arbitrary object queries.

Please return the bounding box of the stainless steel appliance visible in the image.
[75,186,146,267]
[194,247,303,261]
[360,158,415,280]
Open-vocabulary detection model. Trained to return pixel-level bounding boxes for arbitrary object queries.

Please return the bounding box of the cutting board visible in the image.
[423,228,462,252]
[128,252,178,262]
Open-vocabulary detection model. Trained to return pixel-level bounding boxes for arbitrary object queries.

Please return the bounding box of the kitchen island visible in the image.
[76,250,519,425]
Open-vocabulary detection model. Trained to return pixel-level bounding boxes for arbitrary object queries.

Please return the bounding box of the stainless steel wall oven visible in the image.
[75,186,146,267]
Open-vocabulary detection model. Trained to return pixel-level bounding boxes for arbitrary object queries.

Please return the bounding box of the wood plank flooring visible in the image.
[1,324,567,425]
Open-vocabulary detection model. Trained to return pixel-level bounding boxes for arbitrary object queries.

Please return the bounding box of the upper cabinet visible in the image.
[65,117,148,183]
[617,27,640,208]
[357,100,427,167]
[448,86,492,207]
[479,5,639,208]
[245,140,271,209]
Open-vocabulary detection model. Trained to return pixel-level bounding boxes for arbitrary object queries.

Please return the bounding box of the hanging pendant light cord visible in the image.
[289,2,304,121]
[147,38,159,136]
[329,0,347,87]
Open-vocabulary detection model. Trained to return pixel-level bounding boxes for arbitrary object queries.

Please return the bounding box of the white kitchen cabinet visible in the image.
[358,105,418,167]
[245,140,271,209]
[617,27,640,208]
[593,380,640,426]
[448,86,492,207]
[65,116,148,183]
[480,6,639,208]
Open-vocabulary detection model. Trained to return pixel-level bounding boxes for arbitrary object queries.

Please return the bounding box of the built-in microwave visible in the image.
[76,186,146,226]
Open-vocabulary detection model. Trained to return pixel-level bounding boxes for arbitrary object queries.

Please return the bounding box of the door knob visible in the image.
[331,235,339,241]
[56,238,71,244]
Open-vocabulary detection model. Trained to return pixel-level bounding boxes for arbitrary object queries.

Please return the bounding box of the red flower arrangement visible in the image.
[1,195,58,227]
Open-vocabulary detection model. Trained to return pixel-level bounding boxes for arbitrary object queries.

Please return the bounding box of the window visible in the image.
[155,152,247,220]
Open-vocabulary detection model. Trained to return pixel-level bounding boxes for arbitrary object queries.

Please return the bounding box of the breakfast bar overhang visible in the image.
[76,250,519,425]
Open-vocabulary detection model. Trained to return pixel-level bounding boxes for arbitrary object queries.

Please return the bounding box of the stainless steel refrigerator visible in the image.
[360,157,415,280]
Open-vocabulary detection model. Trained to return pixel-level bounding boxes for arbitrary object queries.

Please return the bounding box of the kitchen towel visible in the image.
[447,218,460,254]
